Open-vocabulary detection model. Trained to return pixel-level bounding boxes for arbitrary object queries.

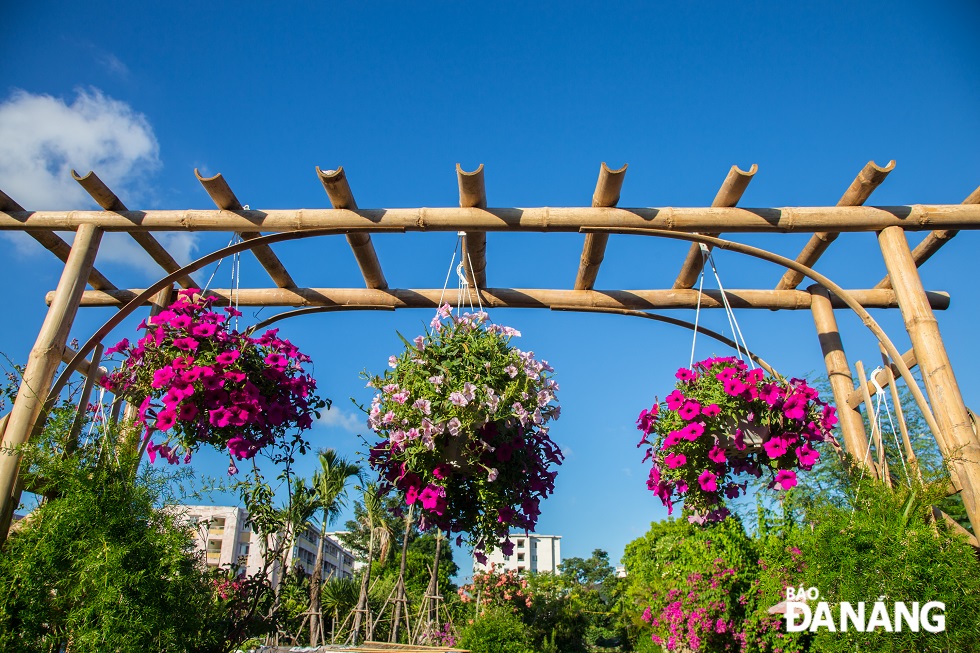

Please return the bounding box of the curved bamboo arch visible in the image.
[44,225,941,458]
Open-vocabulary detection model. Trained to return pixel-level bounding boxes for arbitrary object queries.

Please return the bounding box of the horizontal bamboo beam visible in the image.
[318,166,388,289]
[574,163,627,290]
[195,169,296,288]
[874,183,980,289]
[57,287,950,311]
[457,164,487,289]
[0,189,116,291]
[71,170,197,288]
[846,348,917,410]
[6,203,980,234]
[777,160,895,290]
[673,164,757,289]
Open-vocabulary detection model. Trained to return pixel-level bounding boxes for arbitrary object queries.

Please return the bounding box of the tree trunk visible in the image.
[309,507,327,645]
[352,527,375,642]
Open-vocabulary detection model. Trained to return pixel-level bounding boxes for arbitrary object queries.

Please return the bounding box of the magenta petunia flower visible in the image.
[678,400,701,421]
[774,469,798,490]
[675,367,695,382]
[763,435,790,458]
[708,445,727,463]
[702,403,721,418]
[698,470,718,492]
[665,390,686,411]
[795,443,820,468]
[172,337,199,352]
[664,452,687,469]
[155,408,177,431]
[680,422,705,441]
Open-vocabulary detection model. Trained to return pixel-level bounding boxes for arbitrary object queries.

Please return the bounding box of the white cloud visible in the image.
[0,88,199,276]
[318,407,364,433]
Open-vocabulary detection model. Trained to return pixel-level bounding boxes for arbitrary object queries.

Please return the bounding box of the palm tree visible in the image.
[351,482,394,642]
[309,449,361,645]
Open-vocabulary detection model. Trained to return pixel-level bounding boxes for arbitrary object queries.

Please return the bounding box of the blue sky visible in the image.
[1,2,979,579]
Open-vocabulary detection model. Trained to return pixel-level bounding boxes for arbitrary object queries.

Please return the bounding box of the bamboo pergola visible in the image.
[1,161,979,545]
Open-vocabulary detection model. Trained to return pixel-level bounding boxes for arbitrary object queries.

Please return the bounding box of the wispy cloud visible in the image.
[0,88,199,274]
[318,407,364,433]
[96,51,130,79]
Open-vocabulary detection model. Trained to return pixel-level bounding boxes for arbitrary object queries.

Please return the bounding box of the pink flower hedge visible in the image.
[100,290,326,470]
[637,357,838,522]
[365,306,561,561]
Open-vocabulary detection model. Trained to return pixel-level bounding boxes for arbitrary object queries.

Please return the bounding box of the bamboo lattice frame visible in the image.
[1,160,979,546]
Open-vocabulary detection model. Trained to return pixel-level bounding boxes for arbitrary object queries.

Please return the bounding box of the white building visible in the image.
[181,505,356,583]
[473,533,561,574]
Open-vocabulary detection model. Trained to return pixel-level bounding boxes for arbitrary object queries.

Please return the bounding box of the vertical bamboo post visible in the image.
[878,225,980,535]
[808,285,878,478]
[879,344,922,484]
[856,360,891,485]
[0,223,103,541]
[121,285,174,439]
[66,342,105,452]
[573,163,627,290]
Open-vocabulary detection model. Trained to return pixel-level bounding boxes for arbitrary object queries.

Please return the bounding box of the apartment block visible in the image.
[181,505,356,584]
[473,533,561,574]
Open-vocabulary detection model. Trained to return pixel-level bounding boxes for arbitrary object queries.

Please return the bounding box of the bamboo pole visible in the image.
[72,170,197,289]
[856,360,890,484]
[875,184,980,289]
[317,166,388,290]
[777,161,895,290]
[878,225,980,536]
[0,189,116,291]
[457,164,487,290]
[846,348,917,409]
[67,342,105,451]
[195,169,296,288]
[6,203,980,234]
[573,163,627,290]
[879,344,922,484]
[61,346,100,378]
[808,285,877,476]
[673,164,757,289]
[59,286,951,311]
[121,285,174,433]
[0,223,103,542]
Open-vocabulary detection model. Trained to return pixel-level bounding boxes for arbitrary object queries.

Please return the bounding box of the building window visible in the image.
[240,543,250,557]
[517,539,525,548]
[517,565,525,572]
[517,553,525,562]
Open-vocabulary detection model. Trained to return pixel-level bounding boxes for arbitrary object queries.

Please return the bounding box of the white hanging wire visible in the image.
[688,243,755,368]
[868,366,912,486]
[203,233,242,294]
[463,238,485,314]
[229,229,243,332]
[436,235,461,316]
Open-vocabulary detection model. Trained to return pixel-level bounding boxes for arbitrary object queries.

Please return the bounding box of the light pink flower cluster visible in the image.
[637,357,838,522]
[366,306,561,560]
[458,567,534,612]
[100,290,326,470]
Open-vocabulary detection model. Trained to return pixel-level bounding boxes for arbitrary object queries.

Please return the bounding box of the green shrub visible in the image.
[459,606,535,653]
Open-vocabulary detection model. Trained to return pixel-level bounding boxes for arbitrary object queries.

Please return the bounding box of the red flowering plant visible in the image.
[363,305,562,563]
[636,357,838,523]
[99,289,327,471]
[458,566,534,614]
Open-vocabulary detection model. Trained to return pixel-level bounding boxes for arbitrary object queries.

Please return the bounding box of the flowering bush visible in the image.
[100,289,326,469]
[637,357,838,523]
[364,305,561,560]
[458,566,534,613]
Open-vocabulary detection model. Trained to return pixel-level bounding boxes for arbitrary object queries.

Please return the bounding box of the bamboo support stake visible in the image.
[856,360,891,484]
[573,163,627,290]
[67,342,105,451]
[808,285,877,476]
[777,160,895,290]
[0,223,103,541]
[121,285,174,433]
[59,286,951,311]
[457,164,487,289]
[317,166,388,289]
[7,203,980,234]
[875,184,980,289]
[72,170,197,288]
[0,189,116,291]
[673,164,757,289]
[195,169,297,288]
[846,348,918,410]
[879,344,922,484]
[878,225,980,536]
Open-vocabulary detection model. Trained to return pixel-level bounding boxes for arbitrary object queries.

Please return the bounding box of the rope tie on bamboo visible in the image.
[689,243,754,369]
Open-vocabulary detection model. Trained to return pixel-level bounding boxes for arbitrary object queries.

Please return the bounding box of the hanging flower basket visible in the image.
[364,305,562,561]
[636,356,839,523]
[100,289,327,469]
